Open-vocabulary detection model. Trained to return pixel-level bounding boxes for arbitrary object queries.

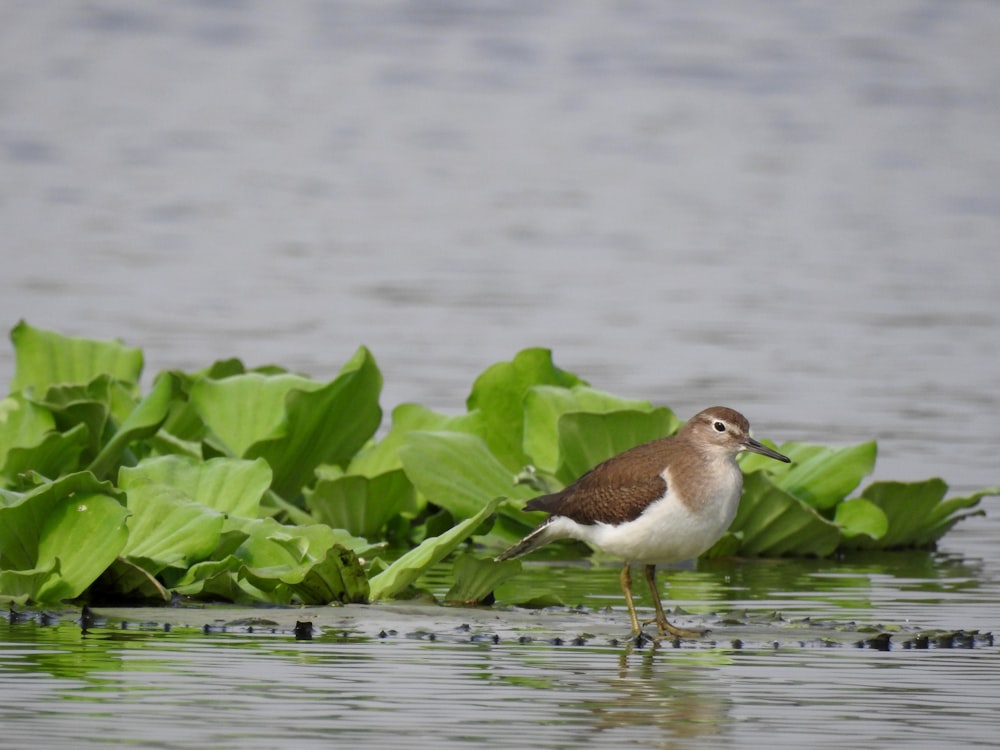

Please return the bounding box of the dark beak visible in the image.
[743,436,791,463]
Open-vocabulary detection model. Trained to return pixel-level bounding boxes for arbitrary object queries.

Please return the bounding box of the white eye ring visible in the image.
[713,421,726,432]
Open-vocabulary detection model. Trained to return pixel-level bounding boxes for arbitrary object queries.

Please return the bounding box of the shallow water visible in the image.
[1,562,997,750]
[1,1,999,747]
[2,515,999,749]
[4,637,992,749]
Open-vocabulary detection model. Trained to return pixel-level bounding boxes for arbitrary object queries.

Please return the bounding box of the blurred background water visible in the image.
[1,1,997,491]
[1,2,998,747]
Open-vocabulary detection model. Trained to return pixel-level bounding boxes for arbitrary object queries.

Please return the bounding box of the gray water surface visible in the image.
[1,2,999,747]
[1,568,997,750]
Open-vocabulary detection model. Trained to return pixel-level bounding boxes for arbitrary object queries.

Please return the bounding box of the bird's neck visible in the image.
[666,448,743,514]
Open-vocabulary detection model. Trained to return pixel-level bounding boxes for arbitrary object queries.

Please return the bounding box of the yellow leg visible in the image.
[642,564,706,639]
[619,562,643,638]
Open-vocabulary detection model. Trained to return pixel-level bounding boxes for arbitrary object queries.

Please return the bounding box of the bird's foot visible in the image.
[628,629,653,648]
[641,616,709,640]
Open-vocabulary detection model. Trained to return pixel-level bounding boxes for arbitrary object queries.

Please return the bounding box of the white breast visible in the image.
[552,458,744,564]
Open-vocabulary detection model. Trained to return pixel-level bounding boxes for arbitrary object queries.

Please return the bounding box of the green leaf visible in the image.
[227,517,370,604]
[31,376,114,463]
[0,472,125,570]
[10,320,143,393]
[88,372,180,479]
[348,403,485,477]
[925,486,997,541]
[523,385,672,475]
[33,492,130,603]
[99,558,171,601]
[493,574,567,608]
[0,393,56,459]
[0,394,90,485]
[466,348,586,471]
[0,561,58,604]
[304,469,415,538]
[120,484,226,574]
[201,358,250,379]
[248,347,382,499]
[170,556,249,602]
[190,346,383,500]
[283,544,369,604]
[150,372,210,455]
[859,479,947,549]
[847,480,994,550]
[445,553,522,605]
[1,423,90,486]
[707,471,841,557]
[704,531,742,558]
[190,372,324,457]
[833,497,889,541]
[368,497,501,601]
[397,431,535,520]
[743,441,877,510]
[555,409,679,486]
[119,455,271,518]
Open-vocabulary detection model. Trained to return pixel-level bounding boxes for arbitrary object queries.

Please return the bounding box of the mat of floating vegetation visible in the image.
[6,603,994,652]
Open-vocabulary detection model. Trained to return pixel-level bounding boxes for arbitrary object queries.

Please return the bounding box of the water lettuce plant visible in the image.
[0,322,995,607]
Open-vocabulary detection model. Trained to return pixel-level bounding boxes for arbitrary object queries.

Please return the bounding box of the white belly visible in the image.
[548,463,743,564]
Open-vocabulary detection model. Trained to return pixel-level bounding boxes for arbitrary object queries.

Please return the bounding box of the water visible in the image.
[1,560,997,750]
[2,530,998,749]
[4,637,990,749]
[1,1,999,747]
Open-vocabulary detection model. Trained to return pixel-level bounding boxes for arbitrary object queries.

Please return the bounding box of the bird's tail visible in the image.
[495,519,557,562]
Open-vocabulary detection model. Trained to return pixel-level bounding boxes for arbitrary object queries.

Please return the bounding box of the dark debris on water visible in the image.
[2,605,996,652]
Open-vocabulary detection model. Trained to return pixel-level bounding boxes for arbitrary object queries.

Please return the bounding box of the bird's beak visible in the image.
[743,436,791,463]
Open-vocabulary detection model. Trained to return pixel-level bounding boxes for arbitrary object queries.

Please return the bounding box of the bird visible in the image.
[496,406,790,640]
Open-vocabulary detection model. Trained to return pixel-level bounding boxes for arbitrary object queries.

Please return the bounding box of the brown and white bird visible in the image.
[497,406,790,640]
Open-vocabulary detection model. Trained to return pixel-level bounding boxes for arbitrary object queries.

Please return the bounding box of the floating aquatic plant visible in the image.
[0,321,994,607]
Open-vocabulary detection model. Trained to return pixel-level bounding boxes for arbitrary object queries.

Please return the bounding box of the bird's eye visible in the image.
[713,421,726,432]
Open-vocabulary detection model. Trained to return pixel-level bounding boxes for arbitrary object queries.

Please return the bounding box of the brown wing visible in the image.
[524,437,673,525]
